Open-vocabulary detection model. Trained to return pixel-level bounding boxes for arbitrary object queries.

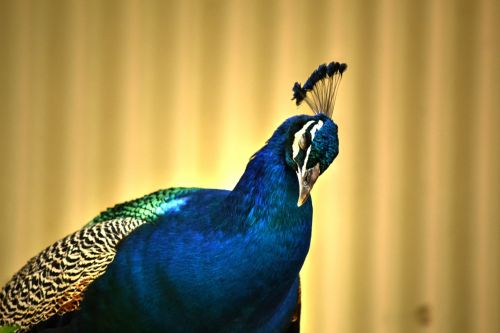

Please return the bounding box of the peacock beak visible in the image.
[296,163,321,207]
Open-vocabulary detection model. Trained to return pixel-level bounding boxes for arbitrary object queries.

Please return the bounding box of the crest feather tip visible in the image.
[291,60,347,117]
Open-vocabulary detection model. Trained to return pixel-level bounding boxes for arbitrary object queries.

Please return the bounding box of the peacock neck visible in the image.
[223,135,312,230]
[220,137,313,305]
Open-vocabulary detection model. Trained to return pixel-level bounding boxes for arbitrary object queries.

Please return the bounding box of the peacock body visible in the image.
[0,61,346,333]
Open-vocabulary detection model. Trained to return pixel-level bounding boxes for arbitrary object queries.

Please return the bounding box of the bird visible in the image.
[0,61,347,333]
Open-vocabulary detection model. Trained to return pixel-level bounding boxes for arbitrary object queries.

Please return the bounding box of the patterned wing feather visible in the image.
[0,218,146,332]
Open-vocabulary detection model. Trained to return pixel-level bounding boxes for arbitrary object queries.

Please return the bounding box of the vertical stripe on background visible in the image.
[63,1,86,230]
[473,1,499,333]
[422,0,451,331]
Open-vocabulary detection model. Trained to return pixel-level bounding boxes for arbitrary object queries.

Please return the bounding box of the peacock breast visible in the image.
[78,191,312,332]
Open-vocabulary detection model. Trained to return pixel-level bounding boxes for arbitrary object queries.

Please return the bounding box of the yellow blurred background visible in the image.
[0,0,498,332]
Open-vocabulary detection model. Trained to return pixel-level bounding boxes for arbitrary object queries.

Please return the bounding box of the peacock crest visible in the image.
[292,61,347,118]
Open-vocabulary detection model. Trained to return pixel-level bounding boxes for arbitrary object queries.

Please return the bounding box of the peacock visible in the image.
[0,61,347,333]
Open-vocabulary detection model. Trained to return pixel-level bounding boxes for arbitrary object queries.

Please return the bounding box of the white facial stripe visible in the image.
[300,120,323,176]
[309,120,323,140]
[292,120,315,159]
[300,146,313,176]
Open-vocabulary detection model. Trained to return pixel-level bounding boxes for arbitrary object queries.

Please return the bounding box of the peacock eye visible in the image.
[298,132,311,150]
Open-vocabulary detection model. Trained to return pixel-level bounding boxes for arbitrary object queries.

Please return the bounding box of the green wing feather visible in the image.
[87,187,197,226]
[0,325,20,333]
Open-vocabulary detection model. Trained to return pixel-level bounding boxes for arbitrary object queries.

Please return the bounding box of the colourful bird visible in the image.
[0,61,347,333]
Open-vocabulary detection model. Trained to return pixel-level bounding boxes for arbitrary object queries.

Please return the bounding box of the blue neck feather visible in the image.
[224,119,311,229]
[216,122,313,291]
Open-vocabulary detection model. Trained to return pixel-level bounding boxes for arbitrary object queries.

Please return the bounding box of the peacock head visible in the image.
[285,61,347,206]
